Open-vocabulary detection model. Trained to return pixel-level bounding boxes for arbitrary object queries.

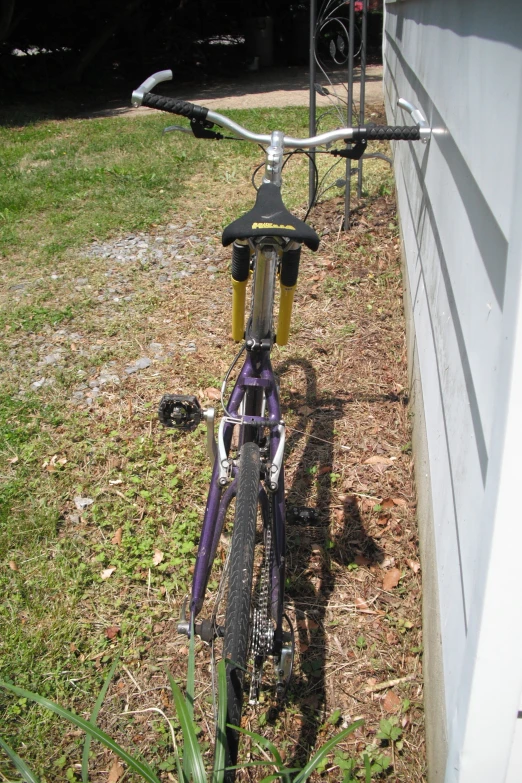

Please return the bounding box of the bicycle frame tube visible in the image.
[190,348,285,627]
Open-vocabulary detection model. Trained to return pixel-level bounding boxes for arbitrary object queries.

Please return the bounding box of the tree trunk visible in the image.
[0,0,15,44]
[63,0,143,84]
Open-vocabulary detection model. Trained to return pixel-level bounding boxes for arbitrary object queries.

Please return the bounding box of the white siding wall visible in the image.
[383,1,522,780]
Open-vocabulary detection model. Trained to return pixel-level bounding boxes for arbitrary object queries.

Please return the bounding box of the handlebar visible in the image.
[132,71,432,146]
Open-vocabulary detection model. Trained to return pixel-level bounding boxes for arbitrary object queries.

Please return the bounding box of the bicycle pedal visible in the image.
[287,506,319,526]
[158,394,203,431]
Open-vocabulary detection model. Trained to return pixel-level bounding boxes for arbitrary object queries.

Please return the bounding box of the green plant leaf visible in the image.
[82,656,120,783]
[183,619,196,781]
[167,671,206,783]
[0,736,41,783]
[328,709,342,725]
[293,720,364,783]
[187,621,195,720]
[364,752,371,783]
[212,659,227,783]
[0,680,161,783]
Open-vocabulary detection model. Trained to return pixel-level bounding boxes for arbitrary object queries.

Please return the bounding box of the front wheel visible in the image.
[222,441,260,779]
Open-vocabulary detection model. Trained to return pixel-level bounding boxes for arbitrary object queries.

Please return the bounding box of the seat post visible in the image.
[263,131,285,187]
[250,243,279,341]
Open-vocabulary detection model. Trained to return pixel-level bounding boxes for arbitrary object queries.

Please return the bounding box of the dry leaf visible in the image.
[153,549,164,566]
[354,554,371,567]
[111,528,122,546]
[307,619,319,630]
[105,626,120,640]
[386,631,400,645]
[364,455,394,466]
[381,498,395,510]
[338,494,356,505]
[8,456,18,464]
[393,497,407,506]
[8,560,18,571]
[317,465,332,476]
[407,559,420,574]
[204,387,221,401]
[101,567,116,580]
[355,596,369,612]
[300,643,309,653]
[383,689,402,713]
[377,515,390,526]
[297,405,314,416]
[107,760,125,783]
[382,567,401,591]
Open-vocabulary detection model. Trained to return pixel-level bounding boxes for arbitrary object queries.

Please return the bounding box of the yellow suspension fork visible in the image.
[276,243,301,346]
[231,240,250,341]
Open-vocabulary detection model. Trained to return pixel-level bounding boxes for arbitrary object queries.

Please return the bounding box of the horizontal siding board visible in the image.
[384,0,522,777]
[397,164,467,722]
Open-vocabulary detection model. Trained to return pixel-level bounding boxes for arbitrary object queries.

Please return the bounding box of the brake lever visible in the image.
[163,124,193,135]
[190,118,224,140]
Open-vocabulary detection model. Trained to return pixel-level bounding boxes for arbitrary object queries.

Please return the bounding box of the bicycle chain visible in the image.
[249,504,274,704]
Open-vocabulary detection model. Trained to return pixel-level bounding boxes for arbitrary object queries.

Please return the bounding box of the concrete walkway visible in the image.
[93,64,383,118]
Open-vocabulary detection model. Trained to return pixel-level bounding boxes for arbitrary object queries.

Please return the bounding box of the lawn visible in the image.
[0,105,423,782]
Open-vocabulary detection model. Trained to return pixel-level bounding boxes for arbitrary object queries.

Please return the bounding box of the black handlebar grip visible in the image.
[353,125,421,141]
[141,92,209,122]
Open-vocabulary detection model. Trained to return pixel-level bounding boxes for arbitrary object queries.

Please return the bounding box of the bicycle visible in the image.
[131,70,430,778]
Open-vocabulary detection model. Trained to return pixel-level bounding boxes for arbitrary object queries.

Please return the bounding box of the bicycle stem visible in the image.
[263,130,285,187]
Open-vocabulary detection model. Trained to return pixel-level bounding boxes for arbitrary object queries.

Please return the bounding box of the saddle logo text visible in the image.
[252,222,296,230]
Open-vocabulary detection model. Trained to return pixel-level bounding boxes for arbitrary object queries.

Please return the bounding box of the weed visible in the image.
[0,304,75,332]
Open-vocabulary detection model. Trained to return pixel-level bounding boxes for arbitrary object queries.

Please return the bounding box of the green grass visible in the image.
[0,108,314,269]
[0,106,392,273]
[0,105,406,780]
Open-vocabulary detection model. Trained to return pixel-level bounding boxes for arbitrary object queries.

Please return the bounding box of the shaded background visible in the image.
[0,0,383,103]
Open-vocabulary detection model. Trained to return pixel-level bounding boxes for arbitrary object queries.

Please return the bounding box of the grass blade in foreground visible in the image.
[183,619,196,781]
[187,620,195,720]
[211,659,227,783]
[167,671,207,783]
[293,720,364,783]
[0,680,161,783]
[0,736,41,783]
[232,725,288,774]
[82,656,120,783]
[364,752,372,783]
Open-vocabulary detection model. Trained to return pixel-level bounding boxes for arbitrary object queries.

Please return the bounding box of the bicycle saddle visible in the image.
[221,183,320,251]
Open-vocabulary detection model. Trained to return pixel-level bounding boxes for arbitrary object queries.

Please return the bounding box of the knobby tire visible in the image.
[222,441,260,780]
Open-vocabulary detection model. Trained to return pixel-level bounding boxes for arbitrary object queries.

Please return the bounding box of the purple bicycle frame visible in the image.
[189,347,286,637]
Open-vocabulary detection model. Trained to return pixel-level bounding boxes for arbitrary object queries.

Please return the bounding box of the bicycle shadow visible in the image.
[272,357,384,769]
